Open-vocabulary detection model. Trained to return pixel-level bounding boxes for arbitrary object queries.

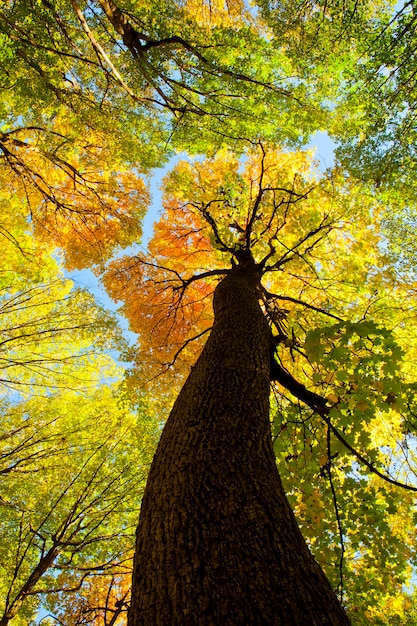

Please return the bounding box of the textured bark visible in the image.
[129,263,350,625]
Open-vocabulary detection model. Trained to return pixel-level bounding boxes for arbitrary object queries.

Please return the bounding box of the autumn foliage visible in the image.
[2,0,417,623]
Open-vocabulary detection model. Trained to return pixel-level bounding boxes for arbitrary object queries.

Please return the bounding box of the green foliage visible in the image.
[0,386,158,623]
[0,0,362,167]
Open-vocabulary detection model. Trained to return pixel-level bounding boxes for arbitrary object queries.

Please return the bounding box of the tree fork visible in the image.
[129,261,350,625]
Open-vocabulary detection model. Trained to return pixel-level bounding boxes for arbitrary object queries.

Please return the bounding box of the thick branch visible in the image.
[326,423,345,605]
[1,544,60,624]
[271,359,417,492]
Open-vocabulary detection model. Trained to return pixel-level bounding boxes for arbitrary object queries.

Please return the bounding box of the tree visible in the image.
[329,0,417,195]
[268,0,417,275]
[0,257,158,624]
[0,0,330,154]
[104,147,417,624]
[0,387,157,626]
[2,0,392,180]
[2,1,417,623]
[0,144,159,625]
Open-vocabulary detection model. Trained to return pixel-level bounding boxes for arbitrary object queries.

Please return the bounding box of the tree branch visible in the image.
[96,0,301,108]
[326,423,345,605]
[262,289,345,322]
[270,359,417,492]
[173,268,229,291]
[264,217,335,271]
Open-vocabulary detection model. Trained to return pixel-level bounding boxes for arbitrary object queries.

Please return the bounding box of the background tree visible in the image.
[0,132,158,624]
[0,387,157,626]
[256,0,417,274]
[1,0,396,179]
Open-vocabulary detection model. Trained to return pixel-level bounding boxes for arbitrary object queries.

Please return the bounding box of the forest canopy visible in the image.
[1,0,417,624]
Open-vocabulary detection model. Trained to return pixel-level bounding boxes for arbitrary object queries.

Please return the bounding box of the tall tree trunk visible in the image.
[129,263,350,625]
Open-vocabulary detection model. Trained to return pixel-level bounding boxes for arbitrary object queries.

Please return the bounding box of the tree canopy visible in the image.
[1,0,417,624]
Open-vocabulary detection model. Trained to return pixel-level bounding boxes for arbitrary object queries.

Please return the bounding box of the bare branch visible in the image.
[262,289,345,322]
[165,328,212,369]
[174,268,229,291]
[200,202,236,253]
[264,217,335,271]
